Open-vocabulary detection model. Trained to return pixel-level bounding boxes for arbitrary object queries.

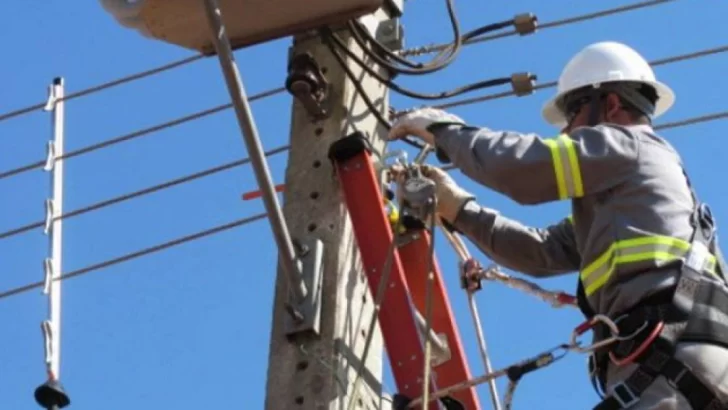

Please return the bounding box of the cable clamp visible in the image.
[513,13,538,35]
[41,320,54,368]
[44,141,56,172]
[43,258,54,295]
[43,83,58,112]
[44,199,55,235]
[511,72,536,96]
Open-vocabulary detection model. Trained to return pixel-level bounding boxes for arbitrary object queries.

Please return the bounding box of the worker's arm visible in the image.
[431,123,639,205]
[453,203,581,278]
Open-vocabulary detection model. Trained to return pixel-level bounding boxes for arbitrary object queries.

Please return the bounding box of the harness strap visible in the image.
[594,338,728,410]
[592,200,728,409]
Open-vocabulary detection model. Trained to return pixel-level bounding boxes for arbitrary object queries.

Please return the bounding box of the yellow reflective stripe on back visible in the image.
[545,134,584,200]
[580,235,718,296]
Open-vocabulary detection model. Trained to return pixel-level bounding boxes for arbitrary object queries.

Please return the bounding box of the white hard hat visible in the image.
[541,41,675,128]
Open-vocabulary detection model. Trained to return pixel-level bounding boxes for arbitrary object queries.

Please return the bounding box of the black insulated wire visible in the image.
[324,28,516,101]
[321,29,424,150]
[347,15,515,77]
[346,0,463,76]
[398,0,678,57]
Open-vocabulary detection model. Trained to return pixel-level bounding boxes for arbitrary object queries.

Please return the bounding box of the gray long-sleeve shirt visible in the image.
[432,122,719,318]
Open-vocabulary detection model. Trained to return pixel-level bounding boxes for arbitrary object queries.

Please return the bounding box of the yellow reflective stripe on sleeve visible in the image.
[579,236,718,296]
[544,139,567,199]
[544,134,584,200]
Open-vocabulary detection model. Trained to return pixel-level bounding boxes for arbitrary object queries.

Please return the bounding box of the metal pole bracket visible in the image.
[284,236,324,338]
[285,52,331,121]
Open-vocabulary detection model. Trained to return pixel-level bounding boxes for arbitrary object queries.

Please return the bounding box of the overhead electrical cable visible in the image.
[0,145,290,240]
[0,109,725,300]
[0,55,204,123]
[431,44,728,110]
[0,87,286,181]
[398,0,678,57]
[0,212,268,300]
[345,11,517,76]
[0,0,673,124]
[323,28,520,101]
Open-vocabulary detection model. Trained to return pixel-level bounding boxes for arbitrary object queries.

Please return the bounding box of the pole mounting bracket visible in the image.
[285,235,324,338]
[285,52,331,121]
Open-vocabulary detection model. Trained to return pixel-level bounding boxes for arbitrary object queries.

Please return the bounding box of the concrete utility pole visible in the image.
[264,4,402,410]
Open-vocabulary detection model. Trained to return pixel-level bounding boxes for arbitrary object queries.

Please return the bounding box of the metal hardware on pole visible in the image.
[201,0,308,306]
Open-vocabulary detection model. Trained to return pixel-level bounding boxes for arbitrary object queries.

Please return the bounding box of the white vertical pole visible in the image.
[42,77,65,382]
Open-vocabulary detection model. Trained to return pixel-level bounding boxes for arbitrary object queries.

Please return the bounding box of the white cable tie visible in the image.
[41,320,54,366]
[43,258,53,295]
[44,141,56,172]
[44,199,55,235]
[43,83,57,112]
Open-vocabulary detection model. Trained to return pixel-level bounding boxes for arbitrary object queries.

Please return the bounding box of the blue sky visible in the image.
[1,1,726,409]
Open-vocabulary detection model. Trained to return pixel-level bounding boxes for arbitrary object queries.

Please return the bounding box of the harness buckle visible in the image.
[570,314,620,353]
[666,366,688,390]
[610,381,640,408]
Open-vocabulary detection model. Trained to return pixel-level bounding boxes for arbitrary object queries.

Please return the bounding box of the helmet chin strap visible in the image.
[586,87,604,127]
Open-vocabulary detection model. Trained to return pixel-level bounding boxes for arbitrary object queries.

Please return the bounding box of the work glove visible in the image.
[388,107,466,146]
[390,163,474,225]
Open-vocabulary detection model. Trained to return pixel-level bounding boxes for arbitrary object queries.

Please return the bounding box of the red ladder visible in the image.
[328,132,481,409]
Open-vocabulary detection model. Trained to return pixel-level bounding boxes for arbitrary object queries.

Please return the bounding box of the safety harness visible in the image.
[564,84,728,409]
[584,200,728,409]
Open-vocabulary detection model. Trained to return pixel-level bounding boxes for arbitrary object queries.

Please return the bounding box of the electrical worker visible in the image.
[388,41,728,409]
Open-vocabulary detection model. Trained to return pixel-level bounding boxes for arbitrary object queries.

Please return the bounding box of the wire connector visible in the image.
[510,73,536,97]
[513,13,538,35]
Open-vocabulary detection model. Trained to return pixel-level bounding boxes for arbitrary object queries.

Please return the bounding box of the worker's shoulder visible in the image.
[570,123,678,157]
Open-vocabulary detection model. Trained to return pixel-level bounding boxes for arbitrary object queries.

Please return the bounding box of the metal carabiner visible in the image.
[569,314,620,353]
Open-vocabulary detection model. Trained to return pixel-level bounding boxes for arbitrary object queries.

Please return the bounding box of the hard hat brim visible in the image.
[541,79,675,128]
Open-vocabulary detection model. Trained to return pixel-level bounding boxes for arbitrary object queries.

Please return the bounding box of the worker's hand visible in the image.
[391,164,474,224]
[388,107,465,146]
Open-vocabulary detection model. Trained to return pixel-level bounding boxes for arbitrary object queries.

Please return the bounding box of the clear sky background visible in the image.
[1,1,726,409]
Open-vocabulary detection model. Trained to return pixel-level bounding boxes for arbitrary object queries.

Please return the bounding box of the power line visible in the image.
[398,0,677,57]
[0,55,205,123]
[654,110,728,131]
[0,87,286,181]
[0,212,267,300]
[0,110,724,302]
[2,106,725,242]
[0,145,290,240]
[0,0,672,124]
[431,44,728,111]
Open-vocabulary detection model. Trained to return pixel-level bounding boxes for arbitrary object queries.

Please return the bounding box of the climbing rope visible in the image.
[404,314,623,409]
[463,261,577,309]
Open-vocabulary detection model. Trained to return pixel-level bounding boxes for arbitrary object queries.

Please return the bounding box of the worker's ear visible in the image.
[604,93,622,122]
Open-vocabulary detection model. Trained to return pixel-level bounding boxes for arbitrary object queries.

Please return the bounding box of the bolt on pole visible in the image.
[202,0,308,304]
